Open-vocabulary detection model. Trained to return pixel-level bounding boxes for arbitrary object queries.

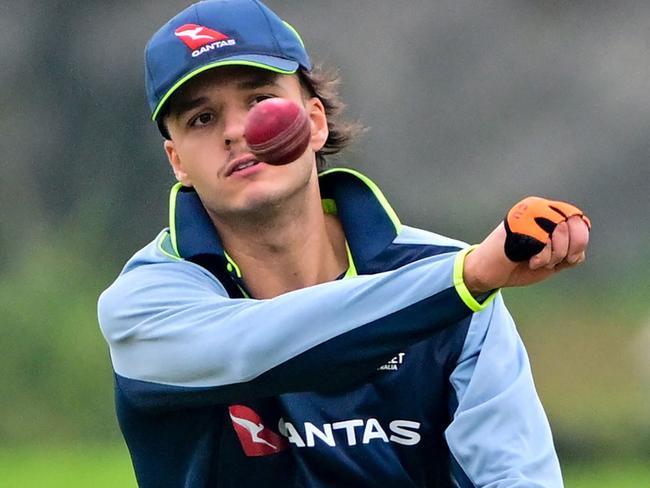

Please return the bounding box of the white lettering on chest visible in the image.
[278,417,421,448]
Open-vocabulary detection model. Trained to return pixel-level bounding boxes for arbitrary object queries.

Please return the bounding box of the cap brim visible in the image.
[151,55,300,121]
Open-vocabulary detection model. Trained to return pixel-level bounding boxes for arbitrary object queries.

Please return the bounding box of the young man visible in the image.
[98,1,590,486]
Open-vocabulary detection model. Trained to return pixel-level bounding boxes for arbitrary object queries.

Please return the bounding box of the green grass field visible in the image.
[0,446,136,487]
[1,445,647,487]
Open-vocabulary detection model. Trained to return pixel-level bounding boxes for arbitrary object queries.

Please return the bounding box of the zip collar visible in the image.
[166,168,402,275]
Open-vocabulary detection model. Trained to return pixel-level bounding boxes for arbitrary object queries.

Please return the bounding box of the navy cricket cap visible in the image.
[145,0,312,121]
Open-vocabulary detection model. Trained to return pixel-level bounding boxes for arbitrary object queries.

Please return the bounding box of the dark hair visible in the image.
[296,65,364,170]
[157,64,364,170]
[157,112,172,141]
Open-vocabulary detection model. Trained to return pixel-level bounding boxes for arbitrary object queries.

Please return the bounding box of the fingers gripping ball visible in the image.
[503,197,591,262]
[244,98,312,165]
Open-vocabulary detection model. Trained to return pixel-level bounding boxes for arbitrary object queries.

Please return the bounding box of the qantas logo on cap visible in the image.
[228,405,288,457]
[174,24,228,49]
[174,23,236,57]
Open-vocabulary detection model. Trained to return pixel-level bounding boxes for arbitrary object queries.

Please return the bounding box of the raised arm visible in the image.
[98,251,481,410]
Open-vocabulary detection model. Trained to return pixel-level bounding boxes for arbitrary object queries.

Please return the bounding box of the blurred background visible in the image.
[1,0,648,486]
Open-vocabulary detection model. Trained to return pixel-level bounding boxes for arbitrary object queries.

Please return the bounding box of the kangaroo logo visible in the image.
[228,405,288,457]
[174,23,229,50]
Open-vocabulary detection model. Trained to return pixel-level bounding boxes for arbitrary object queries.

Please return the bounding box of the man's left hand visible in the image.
[463,197,591,294]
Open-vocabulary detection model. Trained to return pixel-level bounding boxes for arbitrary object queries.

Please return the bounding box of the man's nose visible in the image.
[222,109,247,148]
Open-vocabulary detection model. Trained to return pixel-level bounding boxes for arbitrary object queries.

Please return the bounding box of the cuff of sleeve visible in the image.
[453,245,500,312]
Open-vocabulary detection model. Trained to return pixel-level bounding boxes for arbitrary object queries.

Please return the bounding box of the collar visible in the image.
[163,168,402,275]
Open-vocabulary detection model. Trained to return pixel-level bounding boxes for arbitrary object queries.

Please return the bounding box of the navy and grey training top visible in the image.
[98,168,563,487]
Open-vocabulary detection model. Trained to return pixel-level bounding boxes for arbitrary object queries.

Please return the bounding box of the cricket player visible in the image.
[98,1,591,486]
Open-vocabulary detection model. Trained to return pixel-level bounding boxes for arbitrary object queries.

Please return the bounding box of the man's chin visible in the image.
[204,173,312,223]
[211,190,291,221]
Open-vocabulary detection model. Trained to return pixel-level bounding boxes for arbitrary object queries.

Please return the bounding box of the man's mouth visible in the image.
[233,160,258,172]
[226,154,261,176]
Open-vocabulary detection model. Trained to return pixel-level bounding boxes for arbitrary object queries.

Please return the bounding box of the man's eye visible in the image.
[190,113,214,127]
[252,95,274,105]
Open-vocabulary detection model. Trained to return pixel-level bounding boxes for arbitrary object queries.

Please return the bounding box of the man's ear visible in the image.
[164,139,192,186]
[306,97,328,152]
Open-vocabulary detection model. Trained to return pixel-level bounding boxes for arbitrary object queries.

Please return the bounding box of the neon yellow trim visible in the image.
[169,182,184,257]
[224,251,243,278]
[283,21,306,48]
[343,240,358,278]
[453,245,499,312]
[152,60,298,120]
[318,168,402,234]
[322,195,354,277]
[222,251,247,295]
[321,199,338,215]
[157,232,182,261]
[236,283,251,298]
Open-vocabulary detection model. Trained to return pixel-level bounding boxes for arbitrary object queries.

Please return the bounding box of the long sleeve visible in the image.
[99,251,477,410]
[445,294,563,487]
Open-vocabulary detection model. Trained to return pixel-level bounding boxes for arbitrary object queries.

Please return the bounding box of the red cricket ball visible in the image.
[244,98,311,165]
